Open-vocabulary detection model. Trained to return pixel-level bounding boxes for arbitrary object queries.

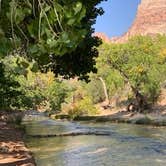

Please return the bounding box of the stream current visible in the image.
[22,112,166,166]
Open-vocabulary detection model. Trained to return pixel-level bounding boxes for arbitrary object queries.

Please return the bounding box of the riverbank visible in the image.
[0,111,36,166]
[50,108,166,126]
[50,89,166,126]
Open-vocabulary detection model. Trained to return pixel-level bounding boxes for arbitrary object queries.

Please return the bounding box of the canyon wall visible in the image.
[96,0,166,43]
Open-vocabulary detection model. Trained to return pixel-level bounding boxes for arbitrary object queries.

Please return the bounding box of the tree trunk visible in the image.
[99,77,109,105]
[107,61,150,112]
[134,90,149,112]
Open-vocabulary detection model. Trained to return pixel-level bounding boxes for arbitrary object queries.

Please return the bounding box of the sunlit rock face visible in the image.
[111,0,166,43]
[95,0,166,43]
[94,32,110,43]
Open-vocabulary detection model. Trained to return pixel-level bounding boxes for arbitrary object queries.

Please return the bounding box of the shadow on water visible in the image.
[22,112,166,166]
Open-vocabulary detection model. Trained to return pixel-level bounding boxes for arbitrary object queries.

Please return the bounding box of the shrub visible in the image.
[67,96,98,119]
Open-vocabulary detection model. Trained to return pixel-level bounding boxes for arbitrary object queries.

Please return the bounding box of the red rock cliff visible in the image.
[94,32,111,43]
[111,0,166,43]
[96,0,166,43]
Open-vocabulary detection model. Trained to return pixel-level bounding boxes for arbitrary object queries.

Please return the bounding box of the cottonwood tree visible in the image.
[99,36,166,112]
[0,0,106,110]
[0,0,106,80]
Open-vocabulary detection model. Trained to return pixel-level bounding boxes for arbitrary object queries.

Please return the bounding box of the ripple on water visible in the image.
[23,116,166,166]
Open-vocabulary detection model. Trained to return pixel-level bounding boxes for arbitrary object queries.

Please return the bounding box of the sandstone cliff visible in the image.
[94,32,111,43]
[114,0,166,43]
[96,0,166,43]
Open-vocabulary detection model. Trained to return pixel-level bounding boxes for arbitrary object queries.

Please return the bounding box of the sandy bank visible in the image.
[0,118,36,166]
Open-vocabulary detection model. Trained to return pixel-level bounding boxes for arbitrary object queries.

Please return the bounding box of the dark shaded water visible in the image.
[23,113,166,166]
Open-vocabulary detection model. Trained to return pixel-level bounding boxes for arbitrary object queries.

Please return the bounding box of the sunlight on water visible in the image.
[23,114,166,166]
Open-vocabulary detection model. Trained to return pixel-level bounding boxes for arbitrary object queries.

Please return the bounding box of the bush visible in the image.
[85,78,105,103]
[1,56,67,112]
[67,96,98,119]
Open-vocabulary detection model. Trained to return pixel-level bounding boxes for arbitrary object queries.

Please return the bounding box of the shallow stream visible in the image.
[23,113,166,166]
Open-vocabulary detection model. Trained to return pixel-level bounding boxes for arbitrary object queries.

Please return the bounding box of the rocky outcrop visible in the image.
[28,131,111,138]
[96,0,166,43]
[50,110,166,126]
[113,0,166,43]
[94,32,110,43]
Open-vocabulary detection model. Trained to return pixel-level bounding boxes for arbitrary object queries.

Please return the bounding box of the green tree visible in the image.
[95,45,125,105]
[62,82,98,118]
[0,0,106,111]
[98,35,166,112]
[1,55,67,112]
[0,61,22,110]
[84,78,105,104]
[0,0,106,80]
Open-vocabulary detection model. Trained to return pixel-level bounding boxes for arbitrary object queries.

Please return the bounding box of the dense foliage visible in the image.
[0,0,106,112]
[1,35,166,113]
[1,55,67,112]
[0,0,106,80]
[0,1,166,114]
[0,62,22,110]
[98,35,166,111]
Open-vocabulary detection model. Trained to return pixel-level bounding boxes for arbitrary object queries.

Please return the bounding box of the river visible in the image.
[22,113,166,166]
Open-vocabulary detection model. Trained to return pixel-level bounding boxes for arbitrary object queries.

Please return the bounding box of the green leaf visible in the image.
[27,20,38,38]
[28,45,39,54]
[74,2,82,14]
[67,18,76,25]
[31,62,38,72]
[20,61,29,68]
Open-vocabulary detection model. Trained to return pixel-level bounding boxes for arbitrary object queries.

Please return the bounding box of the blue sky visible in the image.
[94,0,141,38]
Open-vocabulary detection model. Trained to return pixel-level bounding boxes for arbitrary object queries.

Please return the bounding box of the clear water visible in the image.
[23,114,166,166]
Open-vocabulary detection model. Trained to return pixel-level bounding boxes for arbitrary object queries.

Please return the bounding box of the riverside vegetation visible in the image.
[1,1,166,165]
[0,0,104,165]
[0,0,166,120]
[0,35,166,120]
[0,0,104,114]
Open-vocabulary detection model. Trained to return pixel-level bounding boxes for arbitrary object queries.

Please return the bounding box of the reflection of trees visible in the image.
[127,125,154,138]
